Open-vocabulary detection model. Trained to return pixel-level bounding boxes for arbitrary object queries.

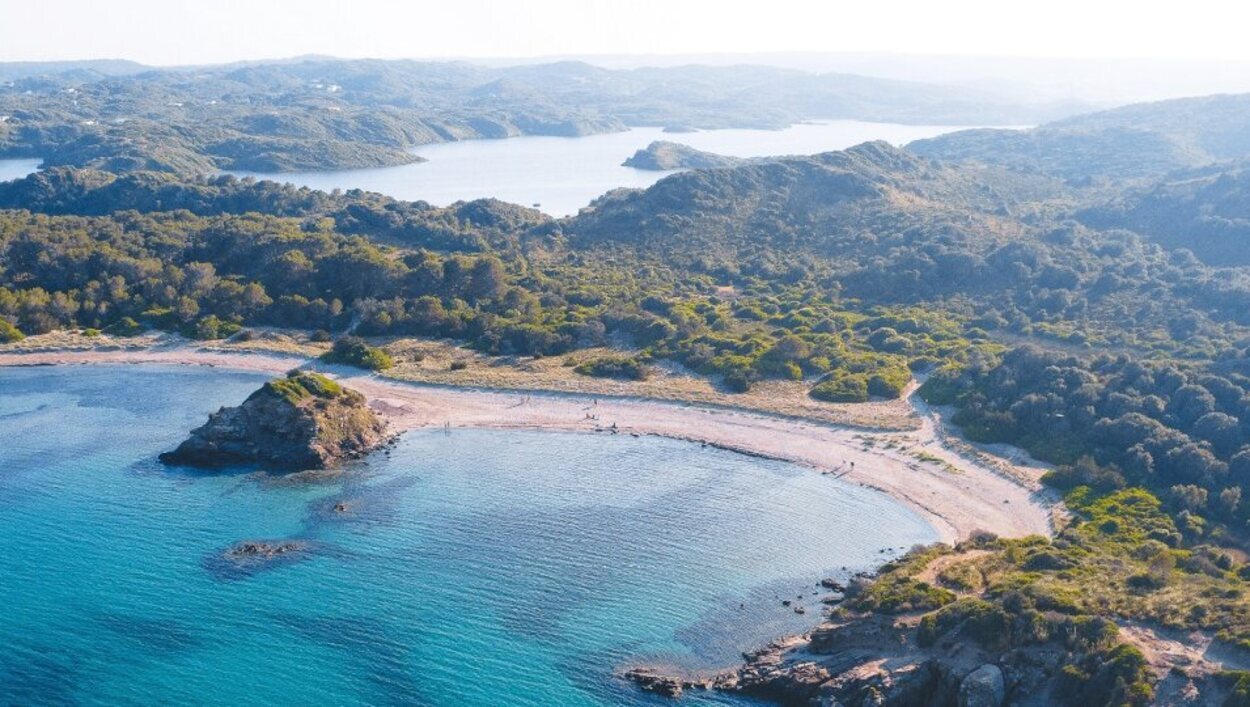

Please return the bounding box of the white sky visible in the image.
[4,0,1249,65]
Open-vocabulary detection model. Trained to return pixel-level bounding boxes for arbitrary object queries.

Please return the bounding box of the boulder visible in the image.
[958,664,1005,707]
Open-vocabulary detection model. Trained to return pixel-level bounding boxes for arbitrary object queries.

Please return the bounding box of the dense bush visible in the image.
[0,318,24,343]
[321,337,394,371]
[928,345,1250,534]
[810,373,869,403]
[573,355,651,381]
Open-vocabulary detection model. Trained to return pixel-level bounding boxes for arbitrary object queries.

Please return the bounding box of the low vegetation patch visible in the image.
[266,370,344,404]
[321,337,393,371]
[573,355,651,381]
[0,318,25,343]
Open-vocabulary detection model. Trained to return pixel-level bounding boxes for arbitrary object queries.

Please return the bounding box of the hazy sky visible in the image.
[4,0,1248,65]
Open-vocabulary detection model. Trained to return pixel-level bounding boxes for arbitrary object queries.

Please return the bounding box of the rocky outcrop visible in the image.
[160,370,389,470]
[622,669,687,698]
[622,141,747,171]
[959,664,1005,707]
[624,610,1011,706]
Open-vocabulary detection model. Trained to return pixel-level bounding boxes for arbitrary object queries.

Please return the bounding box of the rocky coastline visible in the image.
[623,583,1014,707]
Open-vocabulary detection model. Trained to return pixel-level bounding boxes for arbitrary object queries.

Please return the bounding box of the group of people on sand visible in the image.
[583,398,602,421]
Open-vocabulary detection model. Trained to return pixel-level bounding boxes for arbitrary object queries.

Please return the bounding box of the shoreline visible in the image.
[0,345,1060,545]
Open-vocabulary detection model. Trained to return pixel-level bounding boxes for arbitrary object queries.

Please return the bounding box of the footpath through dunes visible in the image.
[0,345,1059,544]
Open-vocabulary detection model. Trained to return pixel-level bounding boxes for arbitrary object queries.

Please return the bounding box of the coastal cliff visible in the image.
[160,370,389,470]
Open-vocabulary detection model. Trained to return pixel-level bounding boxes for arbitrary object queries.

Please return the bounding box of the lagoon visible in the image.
[0,365,936,705]
[230,121,979,216]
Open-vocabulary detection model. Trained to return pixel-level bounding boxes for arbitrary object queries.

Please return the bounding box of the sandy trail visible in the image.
[0,346,1058,544]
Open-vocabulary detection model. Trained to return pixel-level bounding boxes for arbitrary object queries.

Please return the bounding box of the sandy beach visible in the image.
[0,345,1060,544]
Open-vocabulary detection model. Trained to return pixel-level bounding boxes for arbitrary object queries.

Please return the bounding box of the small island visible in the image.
[160,370,389,470]
[622,141,747,171]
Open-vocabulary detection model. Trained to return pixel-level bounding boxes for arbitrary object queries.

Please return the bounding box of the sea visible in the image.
[0,364,937,705]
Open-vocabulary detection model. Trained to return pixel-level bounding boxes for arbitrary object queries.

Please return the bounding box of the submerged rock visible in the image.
[228,541,305,559]
[160,370,389,470]
[204,539,314,580]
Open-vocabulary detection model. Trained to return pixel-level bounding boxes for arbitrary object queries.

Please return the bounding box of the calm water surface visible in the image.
[0,365,936,705]
[0,157,40,182]
[230,122,979,216]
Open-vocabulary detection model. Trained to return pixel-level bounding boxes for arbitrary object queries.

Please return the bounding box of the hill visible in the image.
[909,93,1250,181]
[1079,161,1250,265]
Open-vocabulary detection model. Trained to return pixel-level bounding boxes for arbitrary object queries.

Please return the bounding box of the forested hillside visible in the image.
[910,93,1250,182]
[1079,162,1250,265]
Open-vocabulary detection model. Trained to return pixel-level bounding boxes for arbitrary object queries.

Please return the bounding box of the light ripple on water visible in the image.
[0,365,936,706]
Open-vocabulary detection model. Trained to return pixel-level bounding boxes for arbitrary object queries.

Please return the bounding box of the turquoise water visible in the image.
[0,365,937,705]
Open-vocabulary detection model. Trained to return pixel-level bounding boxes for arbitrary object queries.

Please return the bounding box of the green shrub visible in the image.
[723,368,753,393]
[867,367,910,398]
[1222,671,1250,707]
[917,598,1012,649]
[267,370,344,403]
[188,315,242,340]
[574,355,652,381]
[103,317,144,337]
[849,574,955,614]
[321,336,394,371]
[1057,643,1153,706]
[0,318,26,343]
[810,373,869,403]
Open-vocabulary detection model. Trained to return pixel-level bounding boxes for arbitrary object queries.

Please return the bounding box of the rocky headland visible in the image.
[160,370,390,470]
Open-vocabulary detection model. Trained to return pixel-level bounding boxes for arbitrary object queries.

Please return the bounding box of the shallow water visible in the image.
[0,157,40,182]
[229,121,977,216]
[0,365,937,705]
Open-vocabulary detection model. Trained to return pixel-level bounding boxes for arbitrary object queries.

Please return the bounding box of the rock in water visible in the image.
[160,370,388,470]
